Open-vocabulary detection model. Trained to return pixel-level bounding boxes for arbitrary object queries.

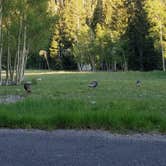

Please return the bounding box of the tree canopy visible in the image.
[0,0,166,83]
[49,0,166,71]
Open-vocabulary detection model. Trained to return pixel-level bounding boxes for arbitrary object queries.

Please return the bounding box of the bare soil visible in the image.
[0,95,24,104]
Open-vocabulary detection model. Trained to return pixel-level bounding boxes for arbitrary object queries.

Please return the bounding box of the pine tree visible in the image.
[126,0,157,71]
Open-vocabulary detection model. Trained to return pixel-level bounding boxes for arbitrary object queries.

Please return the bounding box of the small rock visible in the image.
[90,101,96,104]
[37,78,42,81]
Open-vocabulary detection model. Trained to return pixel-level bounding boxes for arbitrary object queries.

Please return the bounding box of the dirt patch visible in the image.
[0,95,24,104]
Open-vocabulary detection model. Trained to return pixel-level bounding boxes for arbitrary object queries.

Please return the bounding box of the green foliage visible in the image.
[145,0,166,67]
[1,0,55,73]
[48,0,166,71]
[1,0,166,71]
[126,0,159,71]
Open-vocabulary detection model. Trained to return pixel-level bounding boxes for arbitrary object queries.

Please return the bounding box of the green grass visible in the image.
[0,71,166,133]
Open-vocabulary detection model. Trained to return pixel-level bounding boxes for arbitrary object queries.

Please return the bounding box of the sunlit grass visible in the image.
[0,70,166,132]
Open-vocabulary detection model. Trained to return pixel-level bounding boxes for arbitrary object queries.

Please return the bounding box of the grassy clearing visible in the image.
[0,71,166,133]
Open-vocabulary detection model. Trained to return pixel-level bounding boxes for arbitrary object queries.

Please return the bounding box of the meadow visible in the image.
[0,71,166,133]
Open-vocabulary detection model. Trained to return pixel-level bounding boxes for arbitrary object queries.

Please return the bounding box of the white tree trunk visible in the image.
[123,52,128,71]
[15,17,23,84]
[6,34,10,85]
[160,23,165,72]
[19,23,27,83]
[16,13,29,84]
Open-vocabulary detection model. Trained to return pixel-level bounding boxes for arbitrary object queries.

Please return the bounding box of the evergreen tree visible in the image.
[126,0,157,71]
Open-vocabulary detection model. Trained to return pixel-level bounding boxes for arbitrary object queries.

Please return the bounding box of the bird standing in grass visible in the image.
[136,80,142,87]
[88,81,98,88]
[24,82,32,93]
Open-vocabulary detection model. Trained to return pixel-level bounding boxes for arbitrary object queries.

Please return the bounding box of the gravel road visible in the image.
[0,129,166,166]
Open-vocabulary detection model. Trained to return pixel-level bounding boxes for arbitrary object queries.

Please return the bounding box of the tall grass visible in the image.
[0,71,166,132]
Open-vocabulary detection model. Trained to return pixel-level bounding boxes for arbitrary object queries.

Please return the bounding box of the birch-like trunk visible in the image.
[15,17,23,84]
[105,55,111,71]
[123,52,128,71]
[8,45,13,81]
[19,23,27,83]
[160,23,165,72]
[6,31,10,85]
[16,13,29,84]
[22,47,29,81]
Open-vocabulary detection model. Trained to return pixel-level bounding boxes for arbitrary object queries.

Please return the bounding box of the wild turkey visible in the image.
[136,80,142,87]
[24,82,32,93]
[88,81,98,88]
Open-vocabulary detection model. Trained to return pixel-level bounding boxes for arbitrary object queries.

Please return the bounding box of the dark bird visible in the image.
[88,81,98,88]
[136,80,142,87]
[24,82,32,93]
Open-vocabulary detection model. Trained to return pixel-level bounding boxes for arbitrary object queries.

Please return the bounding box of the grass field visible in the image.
[0,71,166,133]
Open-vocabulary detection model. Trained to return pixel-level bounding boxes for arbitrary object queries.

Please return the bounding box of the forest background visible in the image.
[0,0,166,84]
